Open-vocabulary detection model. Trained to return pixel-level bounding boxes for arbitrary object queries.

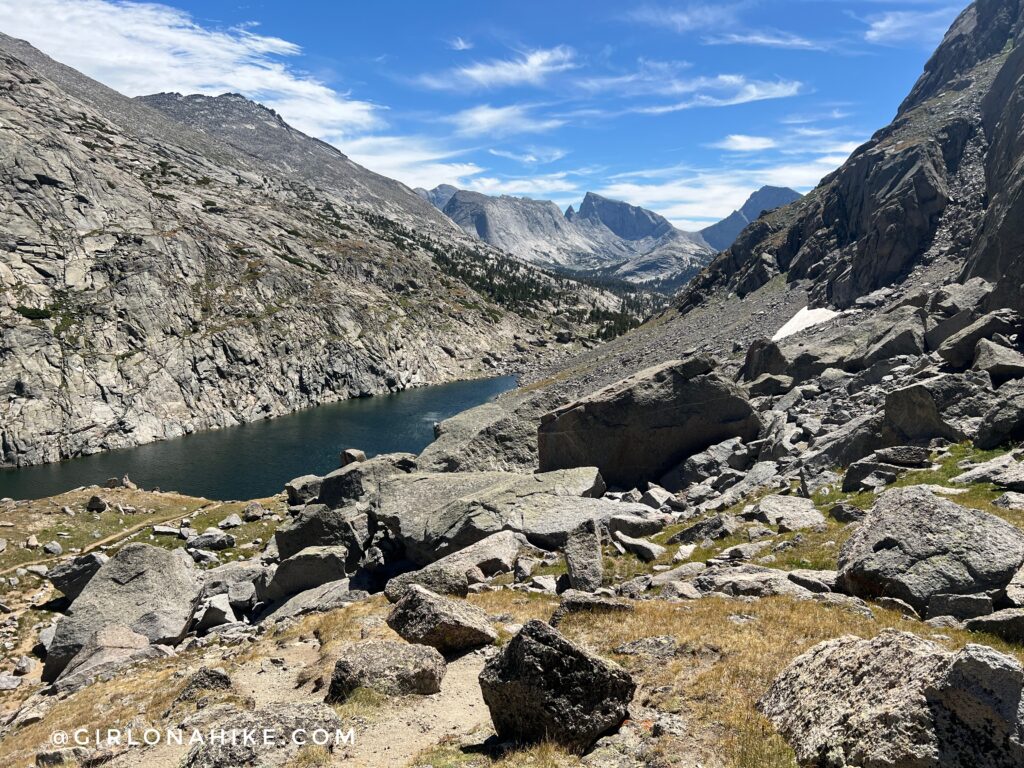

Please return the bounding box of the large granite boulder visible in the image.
[537,357,762,489]
[479,620,635,750]
[372,467,606,565]
[274,504,372,562]
[937,309,1022,369]
[760,630,1024,767]
[54,625,169,693]
[976,382,1024,449]
[384,531,527,602]
[47,552,108,601]
[693,564,814,599]
[386,585,497,653]
[837,487,1024,618]
[326,640,446,701]
[564,518,603,592]
[255,580,369,625]
[417,392,556,473]
[43,543,201,682]
[262,545,349,601]
[973,339,1024,386]
[747,495,825,532]
[316,452,416,508]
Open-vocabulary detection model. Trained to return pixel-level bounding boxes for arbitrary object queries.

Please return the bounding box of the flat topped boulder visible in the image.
[384,530,527,602]
[760,630,1024,768]
[386,585,497,653]
[316,452,416,508]
[479,620,635,751]
[748,495,825,532]
[838,486,1024,618]
[43,543,201,683]
[54,624,166,693]
[373,467,605,565]
[537,356,762,489]
[327,640,445,701]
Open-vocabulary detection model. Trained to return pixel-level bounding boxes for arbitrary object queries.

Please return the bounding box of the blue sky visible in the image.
[0,0,965,229]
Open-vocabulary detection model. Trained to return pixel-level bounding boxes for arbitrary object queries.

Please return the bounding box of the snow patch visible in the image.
[771,306,840,342]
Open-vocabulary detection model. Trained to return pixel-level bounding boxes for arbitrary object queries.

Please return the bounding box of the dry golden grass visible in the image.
[555,595,1024,768]
[0,657,185,764]
[286,744,333,767]
[412,740,581,768]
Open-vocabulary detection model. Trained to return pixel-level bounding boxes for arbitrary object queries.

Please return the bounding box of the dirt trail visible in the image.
[104,640,492,768]
[335,650,493,767]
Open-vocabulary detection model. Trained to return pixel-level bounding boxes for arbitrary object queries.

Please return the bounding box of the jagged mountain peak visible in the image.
[415,183,458,210]
[575,191,674,241]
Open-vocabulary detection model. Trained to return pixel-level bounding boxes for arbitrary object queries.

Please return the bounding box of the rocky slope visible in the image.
[433,188,715,287]
[0,35,621,468]
[136,92,451,229]
[699,185,802,252]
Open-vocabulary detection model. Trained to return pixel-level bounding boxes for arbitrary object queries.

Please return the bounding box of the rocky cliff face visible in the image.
[438,189,714,286]
[680,0,1024,313]
[699,186,802,252]
[0,38,615,467]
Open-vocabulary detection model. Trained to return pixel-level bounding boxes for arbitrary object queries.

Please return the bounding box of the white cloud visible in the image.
[448,36,474,51]
[628,3,740,33]
[634,76,803,113]
[488,146,568,164]
[0,0,382,140]
[705,31,826,50]
[863,7,961,46]
[417,46,577,90]
[447,104,565,138]
[596,148,856,230]
[342,135,483,189]
[711,135,778,152]
[465,172,580,197]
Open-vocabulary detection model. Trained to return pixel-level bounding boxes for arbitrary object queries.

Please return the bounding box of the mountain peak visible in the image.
[700,186,802,252]
[576,191,673,241]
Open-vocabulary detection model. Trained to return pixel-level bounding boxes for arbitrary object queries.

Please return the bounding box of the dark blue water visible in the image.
[0,376,517,501]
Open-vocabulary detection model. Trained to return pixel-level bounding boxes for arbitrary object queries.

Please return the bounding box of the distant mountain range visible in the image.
[416,184,800,288]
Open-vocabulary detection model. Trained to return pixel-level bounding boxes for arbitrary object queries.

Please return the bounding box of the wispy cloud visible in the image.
[488,146,568,164]
[578,60,803,113]
[0,0,382,141]
[628,3,741,33]
[417,46,577,90]
[862,7,961,46]
[781,107,852,124]
[711,135,778,151]
[705,31,827,50]
[448,36,474,51]
[446,104,565,138]
[465,172,580,197]
[634,76,803,113]
[342,135,483,189]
